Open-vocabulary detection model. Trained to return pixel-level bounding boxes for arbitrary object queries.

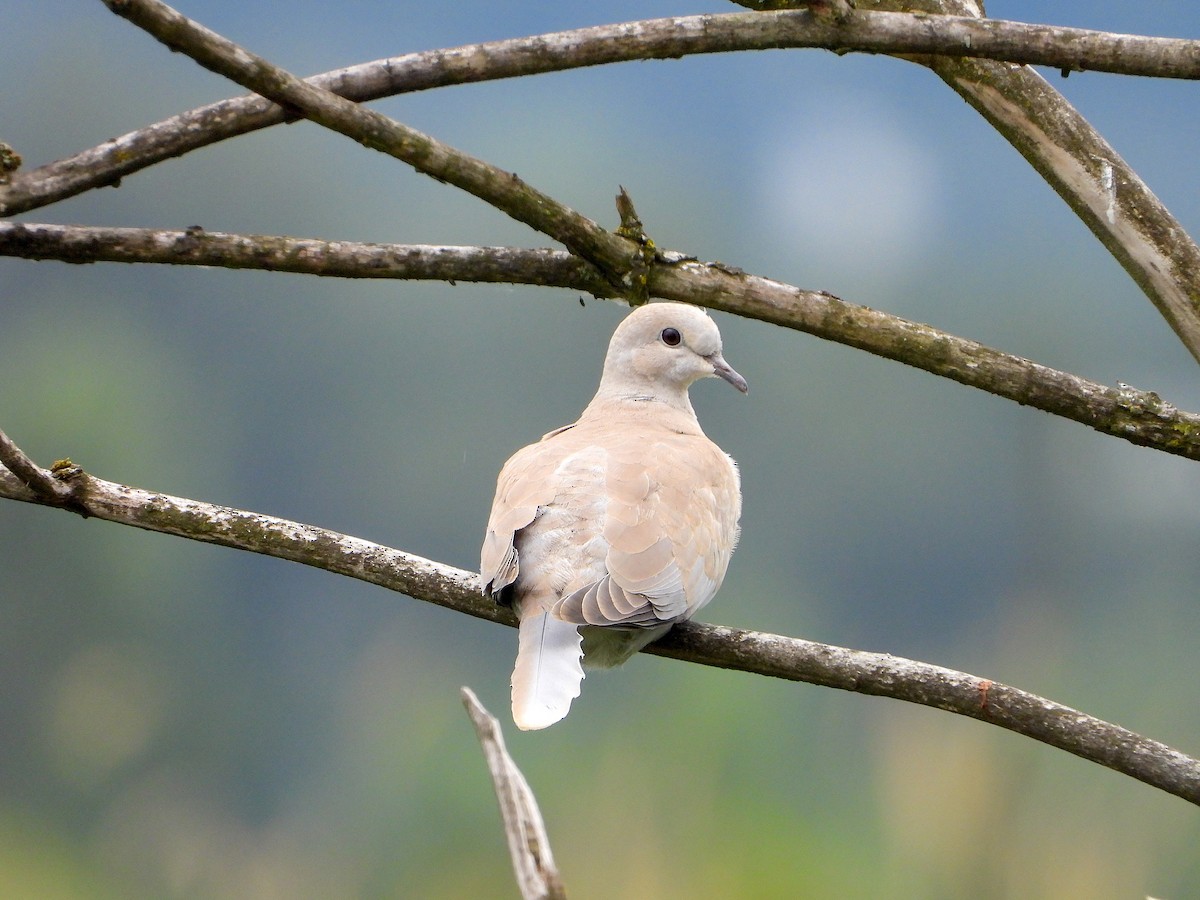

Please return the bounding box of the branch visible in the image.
[6,11,1200,217]
[10,2,1197,360]
[931,58,1200,365]
[462,688,567,900]
[5,222,1199,462]
[652,624,1200,808]
[650,260,1200,462]
[0,222,618,296]
[97,0,639,288]
[865,0,1200,365]
[0,429,81,508]
[82,0,1200,364]
[2,440,1198,805]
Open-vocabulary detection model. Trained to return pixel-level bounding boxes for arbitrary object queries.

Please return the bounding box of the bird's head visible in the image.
[598,302,748,403]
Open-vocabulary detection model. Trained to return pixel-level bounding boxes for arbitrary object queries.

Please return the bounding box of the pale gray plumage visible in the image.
[480,302,745,730]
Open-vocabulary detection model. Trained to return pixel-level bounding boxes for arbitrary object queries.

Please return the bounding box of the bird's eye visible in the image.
[661,327,682,347]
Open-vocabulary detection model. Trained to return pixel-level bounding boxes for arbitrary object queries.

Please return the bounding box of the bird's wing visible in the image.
[553,430,741,629]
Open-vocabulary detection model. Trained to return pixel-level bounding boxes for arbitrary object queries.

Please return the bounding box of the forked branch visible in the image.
[6,10,1200,216]
[7,0,1200,361]
[98,0,641,288]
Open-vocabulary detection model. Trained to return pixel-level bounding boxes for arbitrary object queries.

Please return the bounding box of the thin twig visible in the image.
[7,10,1200,216]
[462,688,568,900]
[1,459,1197,805]
[97,0,639,287]
[5,222,1199,462]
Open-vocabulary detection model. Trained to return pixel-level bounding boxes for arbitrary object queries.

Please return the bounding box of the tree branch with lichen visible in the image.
[1,428,1198,806]
[2,0,1195,366]
[4,220,1199,462]
[762,0,1200,366]
[6,8,1200,215]
[97,0,643,293]
[3,3,1199,889]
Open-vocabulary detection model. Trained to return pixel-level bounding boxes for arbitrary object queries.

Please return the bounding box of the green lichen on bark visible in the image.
[0,142,21,183]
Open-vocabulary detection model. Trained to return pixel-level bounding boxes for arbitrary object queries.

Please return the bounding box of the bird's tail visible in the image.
[511,604,585,730]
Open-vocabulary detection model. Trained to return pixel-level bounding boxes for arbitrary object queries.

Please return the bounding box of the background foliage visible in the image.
[3,1,1199,896]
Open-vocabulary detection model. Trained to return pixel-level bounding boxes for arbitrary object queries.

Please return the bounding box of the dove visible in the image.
[480,301,746,730]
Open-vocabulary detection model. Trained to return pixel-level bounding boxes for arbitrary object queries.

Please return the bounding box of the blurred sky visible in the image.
[3,2,1200,897]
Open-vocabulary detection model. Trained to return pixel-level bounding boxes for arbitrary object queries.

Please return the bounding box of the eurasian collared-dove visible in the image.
[480,302,745,730]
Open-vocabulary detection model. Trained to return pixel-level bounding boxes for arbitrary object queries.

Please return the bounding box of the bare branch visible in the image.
[2,455,1197,805]
[653,622,1200,806]
[0,222,617,296]
[5,222,1199,462]
[77,0,1200,364]
[863,0,1200,365]
[929,55,1200,366]
[7,10,1200,216]
[97,0,639,287]
[462,688,568,900]
[650,260,1200,461]
[0,445,499,624]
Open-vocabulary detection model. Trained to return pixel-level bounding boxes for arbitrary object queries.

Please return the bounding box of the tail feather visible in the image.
[511,609,585,730]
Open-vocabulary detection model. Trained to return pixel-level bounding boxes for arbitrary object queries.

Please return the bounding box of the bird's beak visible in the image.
[710,354,749,394]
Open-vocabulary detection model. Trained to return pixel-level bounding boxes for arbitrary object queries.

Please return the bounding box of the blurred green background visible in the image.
[3,1,1200,896]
